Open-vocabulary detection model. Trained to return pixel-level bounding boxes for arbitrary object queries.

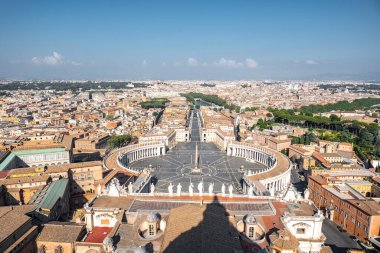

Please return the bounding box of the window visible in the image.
[54,246,63,253]
[38,245,46,253]
[364,226,368,232]
[296,228,305,234]
[345,213,349,219]
[249,226,254,238]
[149,224,154,236]
[351,217,355,223]
[357,221,361,228]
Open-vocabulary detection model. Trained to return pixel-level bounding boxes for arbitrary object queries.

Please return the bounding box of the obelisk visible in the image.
[193,143,201,173]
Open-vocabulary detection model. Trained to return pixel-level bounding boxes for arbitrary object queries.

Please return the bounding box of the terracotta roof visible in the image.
[160,203,242,253]
[269,228,299,250]
[45,161,102,173]
[312,152,332,167]
[91,196,134,210]
[1,174,50,185]
[37,222,85,243]
[0,205,35,243]
[346,199,380,216]
[7,167,44,177]
[84,227,113,243]
[309,175,328,186]
[372,177,380,184]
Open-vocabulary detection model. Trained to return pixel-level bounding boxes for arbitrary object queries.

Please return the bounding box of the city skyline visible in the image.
[0,0,380,80]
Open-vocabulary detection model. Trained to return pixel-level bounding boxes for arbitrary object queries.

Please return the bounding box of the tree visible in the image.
[329,114,340,122]
[358,130,374,148]
[107,135,132,149]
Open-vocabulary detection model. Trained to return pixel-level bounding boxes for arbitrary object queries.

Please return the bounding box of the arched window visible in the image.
[248,226,254,238]
[55,245,63,253]
[38,245,46,253]
[148,224,154,236]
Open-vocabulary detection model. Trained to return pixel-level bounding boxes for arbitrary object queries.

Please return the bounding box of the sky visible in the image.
[0,0,380,80]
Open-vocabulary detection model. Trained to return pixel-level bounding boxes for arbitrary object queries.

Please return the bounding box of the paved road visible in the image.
[322,219,362,253]
[190,110,201,142]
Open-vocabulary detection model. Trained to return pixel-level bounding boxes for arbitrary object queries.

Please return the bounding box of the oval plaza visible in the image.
[104,105,292,198]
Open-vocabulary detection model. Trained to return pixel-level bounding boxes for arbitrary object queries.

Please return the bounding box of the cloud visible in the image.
[214,57,243,68]
[187,57,198,66]
[305,59,317,65]
[212,57,258,69]
[161,61,167,67]
[142,59,147,66]
[31,51,81,66]
[245,58,258,68]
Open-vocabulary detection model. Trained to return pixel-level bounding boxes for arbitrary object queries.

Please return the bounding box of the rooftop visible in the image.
[37,222,85,243]
[160,203,242,253]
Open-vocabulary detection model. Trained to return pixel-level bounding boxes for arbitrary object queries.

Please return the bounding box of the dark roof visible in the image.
[160,204,242,253]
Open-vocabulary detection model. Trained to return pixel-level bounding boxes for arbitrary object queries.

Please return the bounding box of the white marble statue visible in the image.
[228,184,233,198]
[221,184,226,197]
[128,182,133,195]
[168,182,174,197]
[97,183,102,195]
[198,181,203,196]
[208,183,214,196]
[248,185,254,198]
[248,170,252,175]
[189,182,194,196]
[150,183,155,195]
[270,186,275,197]
[177,183,182,196]
[304,188,310,200]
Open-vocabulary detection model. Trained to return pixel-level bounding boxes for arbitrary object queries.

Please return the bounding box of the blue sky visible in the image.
[0,0,380,80]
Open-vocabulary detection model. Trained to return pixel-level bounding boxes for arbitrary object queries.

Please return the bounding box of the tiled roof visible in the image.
[346,199,380,216]
[45,161,102,173]
[37,222,85,243]
[2,174,50,185]
[0,205,35,243]
[269,228,299,250]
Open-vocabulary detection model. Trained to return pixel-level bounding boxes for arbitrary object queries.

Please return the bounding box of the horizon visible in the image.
[1,0,380,80]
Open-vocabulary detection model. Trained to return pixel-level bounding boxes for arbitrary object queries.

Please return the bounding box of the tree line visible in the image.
[181,92,241,112]
[299,98,380,115]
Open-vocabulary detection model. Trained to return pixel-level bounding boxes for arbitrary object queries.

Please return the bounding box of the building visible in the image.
[0,147,71,171]
[37,222,86,253]
[0,205,38,253]
[74,134,110,150]
[308,174,380,242]
[28,178,70,222]
[267,135,292,152]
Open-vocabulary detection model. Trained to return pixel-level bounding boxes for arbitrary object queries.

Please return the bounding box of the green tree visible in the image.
[358,130,374,148]
[107,135,132,149]
[329,114,340,122]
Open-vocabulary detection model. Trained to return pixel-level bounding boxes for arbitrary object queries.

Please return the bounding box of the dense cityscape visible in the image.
[0,80,380,253]
[1,1,380,253]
